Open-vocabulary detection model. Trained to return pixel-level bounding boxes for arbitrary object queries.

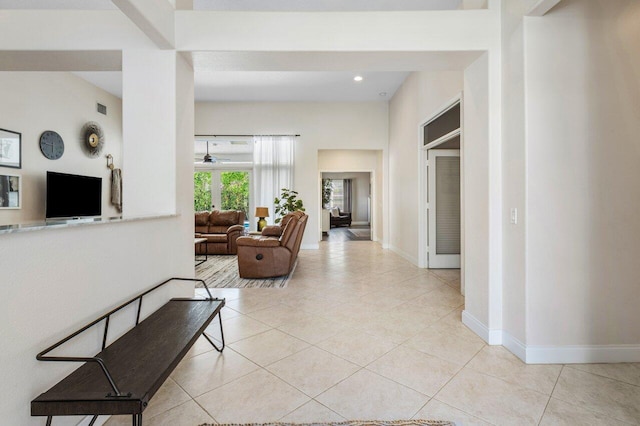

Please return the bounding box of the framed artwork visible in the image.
[0,128,21,169]
[0,173,21,209]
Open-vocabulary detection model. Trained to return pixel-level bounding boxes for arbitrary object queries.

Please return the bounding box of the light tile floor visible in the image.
[106,241,640,426]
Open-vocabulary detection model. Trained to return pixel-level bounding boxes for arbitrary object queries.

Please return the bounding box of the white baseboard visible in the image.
[502,330,527,362]
[461,310,502,345]
[387,244,419,266]
[301,243,319,250]
[352,221,369,226]
[461,311,640,364]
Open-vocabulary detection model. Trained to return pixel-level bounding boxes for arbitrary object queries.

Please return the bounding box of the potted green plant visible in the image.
[274,188,305,224]
[322,179,333,209]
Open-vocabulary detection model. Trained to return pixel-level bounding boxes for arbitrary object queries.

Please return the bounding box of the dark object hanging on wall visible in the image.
[39,131,64,160]
[81,121,105,157]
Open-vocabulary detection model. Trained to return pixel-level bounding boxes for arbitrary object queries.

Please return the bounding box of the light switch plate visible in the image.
[510,208,518,224]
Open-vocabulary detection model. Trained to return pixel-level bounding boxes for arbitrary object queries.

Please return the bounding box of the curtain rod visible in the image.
[195,134,300,137]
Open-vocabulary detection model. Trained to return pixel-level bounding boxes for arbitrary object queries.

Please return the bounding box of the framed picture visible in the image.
[0,173,21,209]
[0,128,21,169]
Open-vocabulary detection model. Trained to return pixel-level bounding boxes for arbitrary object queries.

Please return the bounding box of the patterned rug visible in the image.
[195,255,292,288]
[199,421,453,426]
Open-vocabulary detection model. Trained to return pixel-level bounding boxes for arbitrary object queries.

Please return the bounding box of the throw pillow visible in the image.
[330,207,340,217]
[210,210,238,226]
[195,211,210,226]
[261,226,283,237]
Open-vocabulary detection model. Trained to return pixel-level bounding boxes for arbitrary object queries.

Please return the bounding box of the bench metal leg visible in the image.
[132,413,142,426]
[88,415,98,426]
[203,312,225,352]
[46,416,52,426]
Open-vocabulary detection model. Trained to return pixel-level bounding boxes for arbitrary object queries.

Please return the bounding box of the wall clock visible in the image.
[39,131,64,160]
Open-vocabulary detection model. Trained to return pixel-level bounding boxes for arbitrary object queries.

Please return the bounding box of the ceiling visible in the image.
[189,51,481,102]
[194,71,409,102]
[71,50,482,102]
[193,0,464,11]
[15,2,481,102]
[0,0,465,11]
[0,0,116,9]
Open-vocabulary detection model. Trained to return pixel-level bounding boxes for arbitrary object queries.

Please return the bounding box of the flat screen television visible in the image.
[46,171,102,219]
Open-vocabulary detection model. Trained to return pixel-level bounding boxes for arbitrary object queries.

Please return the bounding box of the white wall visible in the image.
[195,102,389,248]
[500,0,528,351]
[0,72,122,226]
[122,50,176,217]
[322,172,371,224]
[525,0,640,351]
[388,71,463,263]
[462,53,494,336]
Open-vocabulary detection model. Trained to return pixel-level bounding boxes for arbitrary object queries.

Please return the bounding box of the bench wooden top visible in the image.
[31,298,223,417]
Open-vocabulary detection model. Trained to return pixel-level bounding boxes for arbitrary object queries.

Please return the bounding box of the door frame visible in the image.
[418,93,465,294]
[318,169,376,242]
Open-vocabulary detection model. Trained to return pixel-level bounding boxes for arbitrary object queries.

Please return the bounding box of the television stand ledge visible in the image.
[31,277,225,426]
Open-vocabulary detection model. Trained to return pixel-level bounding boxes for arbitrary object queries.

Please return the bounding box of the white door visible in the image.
[428,149,461,268]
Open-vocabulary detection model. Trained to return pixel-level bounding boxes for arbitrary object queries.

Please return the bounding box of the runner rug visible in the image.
[199,421,454,426]
[195,255,292,289]
[348,228,371,239]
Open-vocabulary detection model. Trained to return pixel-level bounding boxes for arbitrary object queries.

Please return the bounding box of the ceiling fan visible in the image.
[199,141,231,164]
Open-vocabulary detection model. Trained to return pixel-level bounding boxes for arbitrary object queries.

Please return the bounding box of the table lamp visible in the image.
[255,207,269,232]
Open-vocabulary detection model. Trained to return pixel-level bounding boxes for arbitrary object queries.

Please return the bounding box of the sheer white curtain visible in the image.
[253,136,295,226]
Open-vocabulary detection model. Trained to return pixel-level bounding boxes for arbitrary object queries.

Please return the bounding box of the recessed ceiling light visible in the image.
[354,75,363,82]
[379,92,387,97]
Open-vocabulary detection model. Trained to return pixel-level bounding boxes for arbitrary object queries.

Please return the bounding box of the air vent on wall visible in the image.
[97,103,107,115]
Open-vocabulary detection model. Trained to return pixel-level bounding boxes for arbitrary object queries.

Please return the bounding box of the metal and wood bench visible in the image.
[31,277,225,426]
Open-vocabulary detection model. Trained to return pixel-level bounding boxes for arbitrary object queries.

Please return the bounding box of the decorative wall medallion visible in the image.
[39,131,64,160]
[81,121,105,157]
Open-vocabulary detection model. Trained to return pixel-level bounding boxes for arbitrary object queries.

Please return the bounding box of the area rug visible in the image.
[195,255,292,289]
[199,421,453,426]
[348,228,371,238]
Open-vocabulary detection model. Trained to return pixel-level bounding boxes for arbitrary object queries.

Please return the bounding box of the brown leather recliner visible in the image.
[195,210,245,255]
[236,211,308,278]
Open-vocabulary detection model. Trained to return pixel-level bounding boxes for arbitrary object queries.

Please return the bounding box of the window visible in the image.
[194,171,212,211]
[424,102,461,146]
[220,171,249,218]
[194,170,250,218]
[329,179,344,211]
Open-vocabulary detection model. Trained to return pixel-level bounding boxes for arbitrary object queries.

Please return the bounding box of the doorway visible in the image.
[321,171,372,242]
[427,149,460,268]
[419,97,463,293]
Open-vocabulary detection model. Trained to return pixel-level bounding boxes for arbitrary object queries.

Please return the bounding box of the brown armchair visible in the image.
[195,210,245,255]
[236,211,308,278]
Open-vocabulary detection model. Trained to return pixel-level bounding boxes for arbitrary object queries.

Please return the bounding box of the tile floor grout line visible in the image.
[177,347,263,400]
[427,342,494,424]
[563,364,640,389]
[545,368,640,425]
[410,396,433,421]
[171,379,220,424]
[537,364,565,425]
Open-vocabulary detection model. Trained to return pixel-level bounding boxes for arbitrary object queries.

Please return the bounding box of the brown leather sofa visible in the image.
[195,210,245,255]
[236,211,308,278]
